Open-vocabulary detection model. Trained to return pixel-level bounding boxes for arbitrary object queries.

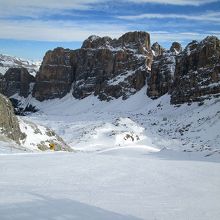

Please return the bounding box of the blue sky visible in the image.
[0,0,219,60]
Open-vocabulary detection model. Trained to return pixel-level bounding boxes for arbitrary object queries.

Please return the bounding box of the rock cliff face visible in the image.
[147,51,176,99]
[0,93,72,152]
[170,42,182,54]
[0,94,25,143]
[147,36,220,104]
[32,48,74,101]
[171,36,220,104]
[0,68,35,98]
[33,31,153,101]
[147,42,180,98]
[1,32,219,105]
[151,42,165,57]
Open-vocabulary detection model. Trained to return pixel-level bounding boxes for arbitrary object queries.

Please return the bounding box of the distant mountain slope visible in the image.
[0,54,41,76]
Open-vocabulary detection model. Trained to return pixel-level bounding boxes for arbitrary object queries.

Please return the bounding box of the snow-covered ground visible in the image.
[23,87,220,156]
[1,87,220,219]
[0,150,220,220]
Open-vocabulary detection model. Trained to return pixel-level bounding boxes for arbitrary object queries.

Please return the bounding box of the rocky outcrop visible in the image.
[32,47,74,101]
[147,42,181,99]
[151,42,165,57]
[0,93,72,151]
[147,51,176,99]
[170,42,182,54]
[33,31,153,101]
[19,119,72,152]
[171,36,220,104]
[148,36,220,104]
[0,94,25,143]
[0,68,35,98]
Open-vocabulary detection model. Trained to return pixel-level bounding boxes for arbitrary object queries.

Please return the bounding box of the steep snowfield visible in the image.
[23,87,220,156]
[0,54,40,75]
[0,150,220,220]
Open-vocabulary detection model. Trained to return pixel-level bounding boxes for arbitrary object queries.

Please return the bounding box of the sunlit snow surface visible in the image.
[0,151,220,220]
[23,87,220,155]
[0,87,220,220]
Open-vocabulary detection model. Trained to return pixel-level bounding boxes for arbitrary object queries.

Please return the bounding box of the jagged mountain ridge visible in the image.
[0,53,40,76]
[33,31,153,101]
[0,31,219,106]
[0,31,219,155]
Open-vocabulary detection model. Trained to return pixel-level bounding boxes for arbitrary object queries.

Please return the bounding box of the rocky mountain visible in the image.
[0,31,219,155]
[147,42,182,99]
[151,42,165,57]
[0,32,219,106]
[33,47,74,101]
[147,36,220,104]
[171,36,220,104]
[0,54,40,76]
[33,31,153,101]
[0,67,35,98]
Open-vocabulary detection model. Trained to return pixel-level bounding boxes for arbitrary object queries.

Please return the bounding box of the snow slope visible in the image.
[23,87,220,157]
[0,150,220,220]
[0,117,71,153]
[0,87,220,220]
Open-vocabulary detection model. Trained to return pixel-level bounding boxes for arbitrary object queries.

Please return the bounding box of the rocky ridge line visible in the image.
[0,32,219,106]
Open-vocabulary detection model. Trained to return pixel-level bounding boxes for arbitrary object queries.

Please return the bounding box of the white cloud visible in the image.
[150,31,220,45]
[0,19,128,41]
[117,11,220,23]
[127,0,218,6]
[0,0,103,17]
[0,0,219,43]
[0,0,217,18]
[1,18,218,44]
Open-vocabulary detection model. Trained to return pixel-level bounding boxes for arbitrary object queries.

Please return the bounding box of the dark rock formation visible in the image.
[32,47,74,101]
[170,42,182,54]
[171,36,220,104]
[148,36,220,104]
[147,51,176,99]
[1,33,218,106]
[0,94,25,144]
[147,42,181,99]
[0,67,35,98]
[151,42,166,57]
[33,31,153,101]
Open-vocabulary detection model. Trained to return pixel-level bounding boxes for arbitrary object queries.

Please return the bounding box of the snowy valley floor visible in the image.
[1,88,220,219]
[0,150,220,220]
